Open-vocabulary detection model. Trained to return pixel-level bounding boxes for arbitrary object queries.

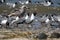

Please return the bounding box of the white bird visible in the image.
[25,14,29,20]
[1,0,4,3]
[1,19,7,24]
[25,0,29,4]
[41,15,47,21]
[12,3,16,8]
[30,13,35,21]
[0,16,9,28]
[6,2,16,8]
[19,1,24,5]
[41,15,50,23]
[55,16,60,22]
[25,13,35,23]
[41,1,51,6]
[19,0,29,5]
[21,5,26,9]
[51,16,54,21]
[11,16,19,24]
[45,18,50,23]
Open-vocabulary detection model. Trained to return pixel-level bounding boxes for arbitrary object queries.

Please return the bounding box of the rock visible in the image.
[50,32,60,38]
[36,33,48,39]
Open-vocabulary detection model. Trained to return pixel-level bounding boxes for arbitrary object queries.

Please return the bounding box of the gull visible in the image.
[25,13,29,20]
[19,0,29,4]
[40,15,47,22]
[45,17,50,23]
[51,15,55,21]
[6,2,16,8]
[41,1,51,6]
[25,0,29,4]
[1,0,3,3]
[8,5,28,16]
[11,16,19,24]
[25,13,35,24]
[1,19,7,24]
[19,1,24,5]
[30,13,35,21]
[54,16,60,22]
[0,16,9,28]
[0,15,8,24]
[40,15,50,23]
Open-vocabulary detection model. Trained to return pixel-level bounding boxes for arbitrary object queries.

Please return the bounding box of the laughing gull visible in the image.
[54,15,60,22]
[50,14,55,21]
[41,0,52,6]
[0,15,9,28]
[10,16,19,24]
[40,14,50,24]
[25,0,29,4]
[19,0,29,4]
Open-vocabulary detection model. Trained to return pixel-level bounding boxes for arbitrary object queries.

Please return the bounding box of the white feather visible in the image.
[21,5,25,8]
[1,0,4,2]
[57,17,60,22]
[1,19,7,24]
[45,18,50,23]
[19,1,24,5]
[25,14,29,20]
[19,1,29,4]
[11,16,19,24]
[51,17,54,21]
[47,1,51,6]
[41,1,51,6]
[25,1,29,4]
[16,16,19,20]
[55,16,60,22]
[12,3,16,8]
[30,13,35,21]
[6,3,16,8]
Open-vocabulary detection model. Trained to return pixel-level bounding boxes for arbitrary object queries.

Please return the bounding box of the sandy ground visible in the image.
[0,29,60,40]
[4,38,30,40]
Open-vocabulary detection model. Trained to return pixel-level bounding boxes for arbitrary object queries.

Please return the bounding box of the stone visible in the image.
[36,33,48,39]
[50,32,60,38]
